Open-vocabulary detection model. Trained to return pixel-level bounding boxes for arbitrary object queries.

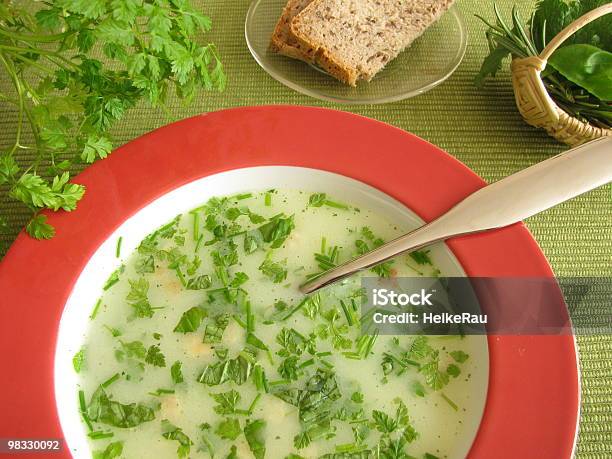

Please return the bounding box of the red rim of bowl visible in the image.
[0,106,579,458]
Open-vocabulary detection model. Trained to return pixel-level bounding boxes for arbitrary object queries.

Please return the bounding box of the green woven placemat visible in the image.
[1,0,610,456]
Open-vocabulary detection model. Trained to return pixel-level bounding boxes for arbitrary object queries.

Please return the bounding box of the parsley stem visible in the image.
[253,366,268,393]
[365,331,378,356]
[0,26,73,43]
[103,277,120,291]
[441,393,458,411]
[247,393,262,414]
[0,53,24,156]
[246,302,254,333]
[0,44,76,69]
[324,199,349,210]
[280,296,310,320]
[101,373,120,388]
[78,390,93,431]
[340,300,355,326]
[90,298,102,320]
[195,234,204,252]
[232,314,246,329]
[175,268,186,287]
[383,352,419,369]
[299,358,315,369]
[87,431,114,440]
[193,212,200,241]
[239,350,257,364]
[115,237,122,258]
[336,443,367,453]
[149,388,175,396]
[348,418,368,425]
[5,51,56,75]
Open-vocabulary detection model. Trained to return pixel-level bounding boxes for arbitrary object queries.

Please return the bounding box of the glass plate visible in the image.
[245,0,468,104]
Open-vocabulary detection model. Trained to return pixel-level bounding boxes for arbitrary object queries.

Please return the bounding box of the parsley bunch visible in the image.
[0,0,225,240]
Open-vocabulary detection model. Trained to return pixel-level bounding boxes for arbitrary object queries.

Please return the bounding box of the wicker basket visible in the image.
[510,4,612,146]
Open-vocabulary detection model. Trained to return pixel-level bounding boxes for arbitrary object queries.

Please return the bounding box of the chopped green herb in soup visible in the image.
[77,190,485,459]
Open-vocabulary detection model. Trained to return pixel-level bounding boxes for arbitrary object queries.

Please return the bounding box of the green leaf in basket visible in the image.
[475,44,511,87]
[548,44,612,100]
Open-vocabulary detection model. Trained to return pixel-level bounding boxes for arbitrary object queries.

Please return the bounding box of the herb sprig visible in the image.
[0,0,225,242]
[476,1,611,129]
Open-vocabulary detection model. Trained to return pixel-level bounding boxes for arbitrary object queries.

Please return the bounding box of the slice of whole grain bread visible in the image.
[270,0,316,62]
[290,0,455,86]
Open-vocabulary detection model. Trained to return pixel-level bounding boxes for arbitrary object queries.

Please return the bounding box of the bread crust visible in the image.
[289,0,359,86]
[270,0,315,63]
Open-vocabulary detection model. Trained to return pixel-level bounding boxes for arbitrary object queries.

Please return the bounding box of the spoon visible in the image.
[300,136,612,294]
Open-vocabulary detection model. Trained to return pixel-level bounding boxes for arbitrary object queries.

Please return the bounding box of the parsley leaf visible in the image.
[197,354,254,386]
[274,368,341,446]
[126,278,156,318]
[308,192,349,210]
[199,423,216,457]
[210,390,241,415]
[203,313,230,343]
[244,419,266,459]
[103,265,124,290]
[407,336,434,361]
[82,135,113,163]
[355,227,393,277]
[447,364,461,377]
[11,172,85,212]
[259,256,288,283]
[26,214,56,239]
[115,340,146,362]
[135,255,155,274]
[0,154,18,185]
[215,418,241,440]
[171,361,184,384]
[378,436,410,459]
[278,356,300,381]
[257,214,295,248]
[87,386,155,428]
[244,234,262,254]
[372,410,398,434]
[308,192,327,207]
[276,328,302,355]
[161,420,193,458]
[0,0,225,241]
[449,350,469,363]
[419,356,449,391]
[225,445,237,459]
[410,381,426,398]
[145,344,166,367]
[186,274,212,290]
[225,206,265,223]
[409,250,433,266]
[92,441,123,459]
[73,348,85,373]
[174,306,206,333]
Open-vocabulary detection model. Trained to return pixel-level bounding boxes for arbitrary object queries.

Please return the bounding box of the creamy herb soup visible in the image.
[75,190,485,459]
